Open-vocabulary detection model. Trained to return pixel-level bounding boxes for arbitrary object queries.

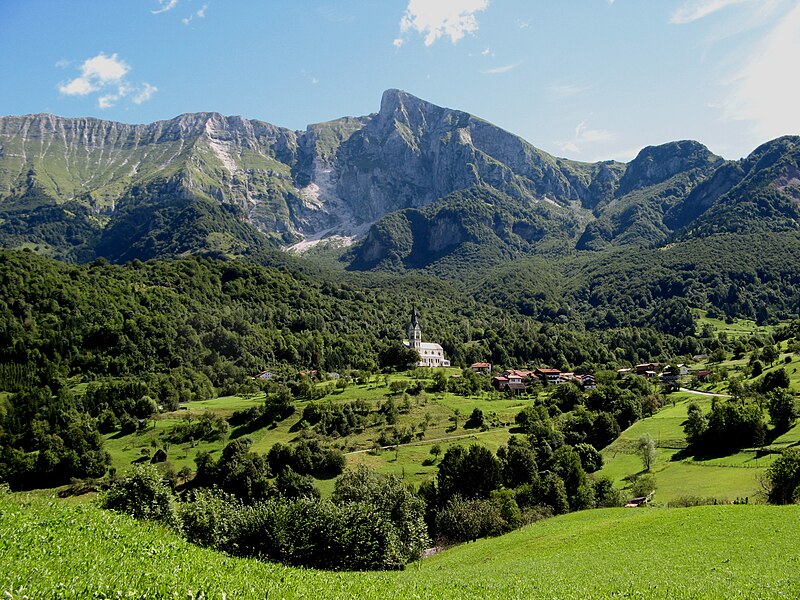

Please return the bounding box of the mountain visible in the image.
[1,90,799,266]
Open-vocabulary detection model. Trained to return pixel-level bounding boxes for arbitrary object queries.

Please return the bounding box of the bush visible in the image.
[333,465,429,563]
[764,448,800,505]
[435,496,506,543]
[592,476,623,508]
[231,498,409,570]
[179,488,243,549]
[668,495,719,508]
[99,464,179,529]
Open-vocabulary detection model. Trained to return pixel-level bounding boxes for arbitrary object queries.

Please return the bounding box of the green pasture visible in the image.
[102,371,519,490]
[598,391,799,504]
[3,493,799,599]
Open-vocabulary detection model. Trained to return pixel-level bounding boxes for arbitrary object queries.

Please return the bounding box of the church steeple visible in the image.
[408,306,422,349]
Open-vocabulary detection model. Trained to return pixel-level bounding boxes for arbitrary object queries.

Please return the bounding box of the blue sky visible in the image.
[1,0,798,161]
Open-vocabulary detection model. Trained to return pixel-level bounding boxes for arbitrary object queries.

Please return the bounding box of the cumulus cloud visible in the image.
[670,0,749,24]
[57,52,156,109]
[720,2,800,140]
[395,0,489,47]
[151,0,179,14]
[556,121,616,155]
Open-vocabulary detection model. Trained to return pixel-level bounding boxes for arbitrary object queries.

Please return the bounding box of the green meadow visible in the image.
[597,391,800,504]
[2,492,799,599]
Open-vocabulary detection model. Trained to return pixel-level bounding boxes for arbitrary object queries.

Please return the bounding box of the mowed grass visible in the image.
[598,391,799,504]
[3,493,800,599]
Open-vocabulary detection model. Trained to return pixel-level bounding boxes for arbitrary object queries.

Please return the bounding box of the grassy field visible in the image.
[694,311,780,339]
[102,372,522,491]
[2,492,799,599]
[597,390,800,504]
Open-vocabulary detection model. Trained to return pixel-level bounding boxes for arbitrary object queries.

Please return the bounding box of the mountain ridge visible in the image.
[1,90,799,266]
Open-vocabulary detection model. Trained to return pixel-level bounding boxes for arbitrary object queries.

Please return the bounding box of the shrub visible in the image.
[99,464,179,529]
[435,496,506,543]
[179,488,243,549]
[764,448,800,505]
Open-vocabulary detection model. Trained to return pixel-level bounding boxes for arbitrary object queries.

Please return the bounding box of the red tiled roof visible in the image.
[471,362,491,368]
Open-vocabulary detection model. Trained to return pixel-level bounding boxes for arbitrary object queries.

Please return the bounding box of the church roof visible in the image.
[409,306,420,328]
[418,342,443,351]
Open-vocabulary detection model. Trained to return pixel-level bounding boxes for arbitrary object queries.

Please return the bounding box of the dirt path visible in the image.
[344,427,510,455]
[679,387,731,398]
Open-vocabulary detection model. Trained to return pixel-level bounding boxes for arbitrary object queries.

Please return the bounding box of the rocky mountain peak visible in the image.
[617,140,722,196]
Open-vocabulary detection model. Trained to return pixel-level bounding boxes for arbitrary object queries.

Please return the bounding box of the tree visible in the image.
[551,382,584,412]
[464,408,485,429]
[437,444,502,503]
[764,448,800,504]
[767,389,799,432]
[761,344,779,367]
[551,446,591,511]
[636,433,658,472]
[497,436,538,488]
[276,466,320,500]
[573,443,603,473]
[761,368,790,393]
[750,360,764,377]
[683,402,707,448]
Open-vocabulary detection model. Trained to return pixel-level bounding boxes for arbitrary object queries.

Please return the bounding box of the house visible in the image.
[660,369,679,383]
[697,370,714,380]
[535,368,562,384]
[678,364,689,377]
[492,376,509,390]
[470,362,492,374]
[617,367,632,376]
[635,362,660,376]
[254,370,274,380]
[402,307,451,368]
[558,372,576,384]
[577,374,597,389]
[492,375,528,394]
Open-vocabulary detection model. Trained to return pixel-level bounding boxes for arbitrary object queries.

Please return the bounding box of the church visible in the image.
[403,307,450,368]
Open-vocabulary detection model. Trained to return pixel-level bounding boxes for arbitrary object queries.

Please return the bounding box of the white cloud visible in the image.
[516,18,530,28]
[556,121,616,155]
[57,52,156,109]
[481,47,490,56]
[82,53,130,82]
[182,4,208,25]
[98,94,118,109]
[670,0,749,24]
[59,77,97,96]
[547,82,592,99]
[152,0,179,15]
[58,53,129,98]
[396,0,489,47]
[481,62,520,75]
[720,2,800,140]
[133,83,158,105]
[393,38,405,48]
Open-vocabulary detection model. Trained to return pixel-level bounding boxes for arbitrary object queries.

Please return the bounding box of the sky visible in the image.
[1,0,799,162]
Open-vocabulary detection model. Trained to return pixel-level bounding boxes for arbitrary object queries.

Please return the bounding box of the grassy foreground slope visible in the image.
[2,494,799,599]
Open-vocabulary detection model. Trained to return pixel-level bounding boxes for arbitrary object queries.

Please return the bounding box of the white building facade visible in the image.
[404,307,450,368]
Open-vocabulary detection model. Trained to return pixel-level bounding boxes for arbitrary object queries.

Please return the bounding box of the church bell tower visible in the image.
[408,307,422,350]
